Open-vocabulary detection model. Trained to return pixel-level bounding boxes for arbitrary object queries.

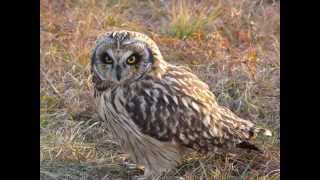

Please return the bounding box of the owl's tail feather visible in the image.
[251,127,273,138]
[236,141,262,153]
[236,127,272,153]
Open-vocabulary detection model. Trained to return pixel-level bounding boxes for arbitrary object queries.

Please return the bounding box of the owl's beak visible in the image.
[113,65,122,81]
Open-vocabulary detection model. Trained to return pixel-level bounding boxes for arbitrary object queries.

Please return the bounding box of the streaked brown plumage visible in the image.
[90,30,272,179]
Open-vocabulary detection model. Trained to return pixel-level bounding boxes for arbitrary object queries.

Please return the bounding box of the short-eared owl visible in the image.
[91,30,271,179]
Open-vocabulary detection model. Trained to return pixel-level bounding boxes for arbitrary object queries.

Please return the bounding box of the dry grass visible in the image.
[40,0,279,179]
[164,0,223,39]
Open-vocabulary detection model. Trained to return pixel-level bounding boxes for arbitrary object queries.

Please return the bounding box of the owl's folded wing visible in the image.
[124,67,270,152]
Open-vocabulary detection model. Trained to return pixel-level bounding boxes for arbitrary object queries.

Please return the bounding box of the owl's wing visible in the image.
[124,66,271,152]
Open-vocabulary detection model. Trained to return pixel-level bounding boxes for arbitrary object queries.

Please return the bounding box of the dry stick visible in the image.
[40,69,63,99]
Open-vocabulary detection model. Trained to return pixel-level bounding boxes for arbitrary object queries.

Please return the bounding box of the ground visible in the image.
[40,0,280,179]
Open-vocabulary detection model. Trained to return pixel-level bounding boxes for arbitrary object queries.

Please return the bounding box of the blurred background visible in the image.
[40,0,279,179]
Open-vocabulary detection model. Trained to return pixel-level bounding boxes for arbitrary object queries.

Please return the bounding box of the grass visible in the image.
[40,0,279,179]
[165,0,223,39]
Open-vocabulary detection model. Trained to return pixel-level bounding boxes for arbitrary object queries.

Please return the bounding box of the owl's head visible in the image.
[91,30,165,86]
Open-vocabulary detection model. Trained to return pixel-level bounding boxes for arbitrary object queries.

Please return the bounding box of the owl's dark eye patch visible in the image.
[100,52,113,64]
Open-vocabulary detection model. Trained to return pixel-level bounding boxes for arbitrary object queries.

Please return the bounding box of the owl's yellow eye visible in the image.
[127,55,138,65]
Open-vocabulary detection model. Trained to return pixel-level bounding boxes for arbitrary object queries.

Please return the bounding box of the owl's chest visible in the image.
[96,92,112,122]
[96,87,130,124]
[96,88,146,148]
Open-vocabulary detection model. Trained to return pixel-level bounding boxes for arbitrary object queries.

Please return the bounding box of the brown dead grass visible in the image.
[40,0,279,179]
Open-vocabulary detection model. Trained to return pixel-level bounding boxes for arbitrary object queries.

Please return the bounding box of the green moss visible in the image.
[40,90,58,112]
[40,114,50,128]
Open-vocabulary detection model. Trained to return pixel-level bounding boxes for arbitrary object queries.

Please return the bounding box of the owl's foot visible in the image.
[123,161,145,172]
[120,157,144,172]
[132,167,170,180]
[130,168,153,180]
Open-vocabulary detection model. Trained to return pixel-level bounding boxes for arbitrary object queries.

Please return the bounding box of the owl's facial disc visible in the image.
[92,39,153,84]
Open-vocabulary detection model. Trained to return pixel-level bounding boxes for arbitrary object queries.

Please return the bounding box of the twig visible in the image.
[41,69,63,99]
[266,168,280,177]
